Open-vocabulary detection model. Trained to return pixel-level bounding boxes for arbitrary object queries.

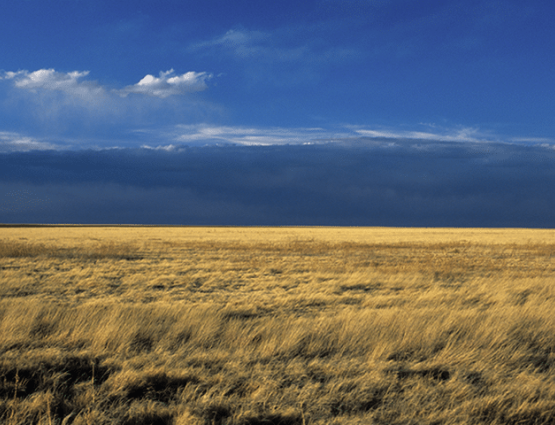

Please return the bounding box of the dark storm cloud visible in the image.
[1,139,554,227]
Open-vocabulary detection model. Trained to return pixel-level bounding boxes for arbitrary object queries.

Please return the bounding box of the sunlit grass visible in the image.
[1,226,555,424]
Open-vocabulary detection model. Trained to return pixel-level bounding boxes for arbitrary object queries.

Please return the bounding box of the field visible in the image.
[1,226,555,424]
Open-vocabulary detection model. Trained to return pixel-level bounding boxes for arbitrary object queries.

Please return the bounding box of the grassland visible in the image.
[1,226,555,424]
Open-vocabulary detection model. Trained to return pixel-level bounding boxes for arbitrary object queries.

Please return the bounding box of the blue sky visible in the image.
[1,0,555,225]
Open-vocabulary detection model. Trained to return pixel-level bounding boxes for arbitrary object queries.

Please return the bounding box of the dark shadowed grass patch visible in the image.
[238,412,304,425]
[199,403,233,425]
[0,355,114,400]
[385,367,451,382]
[470,398,555,425]
[124,371,200,403]
[128,332,154,354]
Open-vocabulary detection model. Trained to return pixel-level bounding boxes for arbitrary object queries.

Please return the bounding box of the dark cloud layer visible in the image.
[1,140,554,227]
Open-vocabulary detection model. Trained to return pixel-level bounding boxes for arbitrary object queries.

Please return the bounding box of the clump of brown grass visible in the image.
[0,240,50,258]
[0,239,141,260]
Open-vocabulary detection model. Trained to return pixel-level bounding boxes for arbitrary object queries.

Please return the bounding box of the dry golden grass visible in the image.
[1,226,555,424]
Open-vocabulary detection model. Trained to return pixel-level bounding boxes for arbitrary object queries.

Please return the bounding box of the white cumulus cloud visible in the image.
[3,69,104,101]
[2,68,212,100]
[119,69,212,98]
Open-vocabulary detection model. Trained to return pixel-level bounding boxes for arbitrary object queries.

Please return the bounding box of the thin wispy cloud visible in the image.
[187,25,364,90]
[172,124,496,147]
[0,120,547,153]
[0,131,60,152]
[149,123,523,150]
[190,27,360,66]
[190,29,269,58]
[172,124,347,146]
[169,122,555,150]
[509,136,555,144]
[352,126,493,143]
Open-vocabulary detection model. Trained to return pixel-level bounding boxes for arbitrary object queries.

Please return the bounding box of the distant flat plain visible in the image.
[2,226,555,424]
